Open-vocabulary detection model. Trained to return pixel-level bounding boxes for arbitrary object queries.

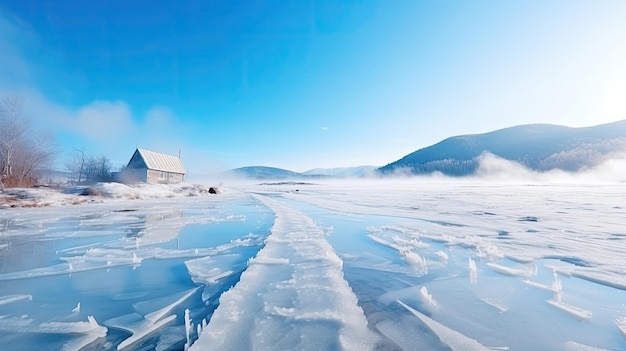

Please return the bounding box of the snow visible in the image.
[1,180,626,350]
[189,194,378,350]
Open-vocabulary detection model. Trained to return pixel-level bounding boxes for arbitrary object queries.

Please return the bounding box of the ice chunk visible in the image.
[0,252,141,280]
[0,294,32,305]
[480,298,508,313]
[486,262,532,277]
[546,299,592,320]
[184,308,192,351]
[392,235,429,250]
[185,254,245,285]
[436,250,448,264]
[563,340,607,351]
[0,315,107,337]
[400,249,428,276]
[614,317,626,339]
[367,234,401,251]
[104,312,176,350]
[134,287,200,323]
[475,245,504,260]
[38,315,107,336]
[397,300,492,351]
[419,286,438,310]
[468,258,477,284]
[523,271,562,293]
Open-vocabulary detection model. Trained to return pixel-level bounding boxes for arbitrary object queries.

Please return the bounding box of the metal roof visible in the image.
[136,148,187,174]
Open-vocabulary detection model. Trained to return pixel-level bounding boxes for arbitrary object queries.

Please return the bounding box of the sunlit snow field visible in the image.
[1,181,626,350]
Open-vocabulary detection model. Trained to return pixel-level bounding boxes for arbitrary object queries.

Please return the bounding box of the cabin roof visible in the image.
[133,148,187,174]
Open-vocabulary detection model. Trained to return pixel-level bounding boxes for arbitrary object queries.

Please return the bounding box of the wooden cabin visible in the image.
[121,148,187,184]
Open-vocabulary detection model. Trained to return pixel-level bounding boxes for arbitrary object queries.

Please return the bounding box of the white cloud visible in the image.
[75,100,136,141]
[144,106,174,128]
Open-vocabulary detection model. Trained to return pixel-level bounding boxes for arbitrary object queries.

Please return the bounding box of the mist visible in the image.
[227,152,626,188]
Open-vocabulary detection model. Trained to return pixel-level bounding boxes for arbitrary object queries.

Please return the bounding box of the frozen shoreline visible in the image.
[0,182,221,209]
[1,181,626,350]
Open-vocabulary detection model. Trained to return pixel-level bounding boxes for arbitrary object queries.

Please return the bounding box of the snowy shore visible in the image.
[0,182,220,208]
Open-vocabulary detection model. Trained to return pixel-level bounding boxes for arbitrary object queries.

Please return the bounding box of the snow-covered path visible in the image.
[190,194,378,350]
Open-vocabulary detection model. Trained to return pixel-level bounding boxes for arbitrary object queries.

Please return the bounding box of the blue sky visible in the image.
[1,1,625,176]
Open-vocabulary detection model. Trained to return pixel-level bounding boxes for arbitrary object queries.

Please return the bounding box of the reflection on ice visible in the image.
[0,192,274,350]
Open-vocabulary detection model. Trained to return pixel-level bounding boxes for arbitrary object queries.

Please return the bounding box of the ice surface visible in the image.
[190,194,378,350]
[3,181,626,350]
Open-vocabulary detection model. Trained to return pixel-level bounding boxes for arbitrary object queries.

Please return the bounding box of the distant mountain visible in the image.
[378,120,626,176]
[227,165,378,180]
[302,166,378,178]
[228,166,305,179]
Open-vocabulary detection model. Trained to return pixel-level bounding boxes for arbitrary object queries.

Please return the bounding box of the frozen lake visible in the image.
[1,181,626,350]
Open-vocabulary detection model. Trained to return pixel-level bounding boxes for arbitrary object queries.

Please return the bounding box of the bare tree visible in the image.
[66,152,112,184]
[0,96,55,187]
[65,147,86,184]
[84,155,112,183]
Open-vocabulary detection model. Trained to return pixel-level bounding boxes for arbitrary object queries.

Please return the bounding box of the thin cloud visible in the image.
[75,100,136,141]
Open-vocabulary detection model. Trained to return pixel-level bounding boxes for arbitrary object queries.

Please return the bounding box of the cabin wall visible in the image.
[146,169,185,184]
